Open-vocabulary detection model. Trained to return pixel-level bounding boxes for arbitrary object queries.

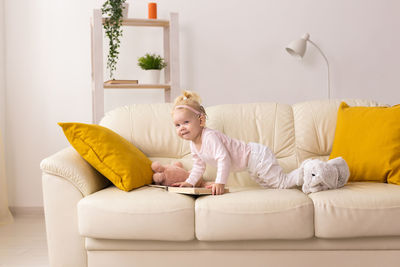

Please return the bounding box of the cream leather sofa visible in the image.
[41,99,400,267]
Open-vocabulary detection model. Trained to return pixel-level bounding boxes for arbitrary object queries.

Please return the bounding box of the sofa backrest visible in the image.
[100,99,382,188]
[292,99,382,163]
[206,103,296,187]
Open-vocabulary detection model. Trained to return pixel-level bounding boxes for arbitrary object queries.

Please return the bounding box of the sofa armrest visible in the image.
[41,147,111,267]
[40,146,110,196]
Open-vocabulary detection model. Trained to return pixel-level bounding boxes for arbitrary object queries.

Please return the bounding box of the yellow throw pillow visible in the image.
[58,122,153,191]
[329,102,400,184]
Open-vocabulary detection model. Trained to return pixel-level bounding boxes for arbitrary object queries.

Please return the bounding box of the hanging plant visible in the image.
[101,0,127,79]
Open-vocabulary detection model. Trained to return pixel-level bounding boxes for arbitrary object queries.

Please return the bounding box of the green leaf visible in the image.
[137,53,167,70]
[101,0,127,79]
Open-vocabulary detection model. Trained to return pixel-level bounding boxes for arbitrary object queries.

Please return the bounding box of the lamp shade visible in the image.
[285,33,310,58]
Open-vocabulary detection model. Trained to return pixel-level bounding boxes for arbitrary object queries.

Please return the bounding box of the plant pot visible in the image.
[144,69,161,84]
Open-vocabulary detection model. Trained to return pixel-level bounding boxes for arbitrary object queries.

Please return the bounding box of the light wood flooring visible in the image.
[0,213,49,267]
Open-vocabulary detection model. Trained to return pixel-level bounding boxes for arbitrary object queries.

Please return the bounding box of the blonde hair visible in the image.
[172,90,207,117]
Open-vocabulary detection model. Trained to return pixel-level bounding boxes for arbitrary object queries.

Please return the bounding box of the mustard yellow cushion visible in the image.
[329,102,400,184]
[58,122,153,191]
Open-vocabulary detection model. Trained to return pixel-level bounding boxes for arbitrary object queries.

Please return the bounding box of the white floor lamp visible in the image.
[285,33,331,99]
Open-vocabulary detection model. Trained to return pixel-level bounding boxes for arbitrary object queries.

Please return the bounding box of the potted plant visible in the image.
[137,53,167,84]
[101,0,128,80]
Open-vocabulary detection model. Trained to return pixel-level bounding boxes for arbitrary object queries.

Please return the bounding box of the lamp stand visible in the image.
[307,40,331,99]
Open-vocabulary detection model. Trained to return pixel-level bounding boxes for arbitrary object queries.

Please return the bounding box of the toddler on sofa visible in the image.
[171,91,349,195]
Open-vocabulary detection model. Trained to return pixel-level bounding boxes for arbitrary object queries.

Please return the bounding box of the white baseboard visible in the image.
[9,206,44,216]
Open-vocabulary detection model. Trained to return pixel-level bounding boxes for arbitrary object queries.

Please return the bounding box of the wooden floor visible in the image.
[0,213,49,267]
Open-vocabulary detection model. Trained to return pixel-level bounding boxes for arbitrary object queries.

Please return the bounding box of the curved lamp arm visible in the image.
[307,40,331,99]
[286,33,331,99]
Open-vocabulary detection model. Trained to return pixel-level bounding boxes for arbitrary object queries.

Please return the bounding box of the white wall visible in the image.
[5,0,96,207]
[4,0,400,207]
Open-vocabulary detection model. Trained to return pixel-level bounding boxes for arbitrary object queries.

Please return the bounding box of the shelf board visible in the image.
[104,83,171,89]
[102,18,169,27]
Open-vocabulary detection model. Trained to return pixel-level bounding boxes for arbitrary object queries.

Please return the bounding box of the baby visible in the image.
[171,91,348,195]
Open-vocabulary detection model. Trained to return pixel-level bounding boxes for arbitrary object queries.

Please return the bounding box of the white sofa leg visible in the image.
[42,173,87,267]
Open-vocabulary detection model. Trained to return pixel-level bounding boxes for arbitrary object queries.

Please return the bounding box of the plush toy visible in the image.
[299,157,350,194]
[151,161,189,186]
[152,161,210,187]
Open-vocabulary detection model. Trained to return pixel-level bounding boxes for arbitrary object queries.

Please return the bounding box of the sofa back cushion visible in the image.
[100,104,190,159]
[206,103,297,187]
[292,99,382,164]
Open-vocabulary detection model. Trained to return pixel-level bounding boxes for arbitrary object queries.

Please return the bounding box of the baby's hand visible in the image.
[171,181,193,187]
[205,183,225,195]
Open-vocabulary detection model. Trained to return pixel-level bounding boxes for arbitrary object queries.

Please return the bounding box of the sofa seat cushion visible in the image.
[310,182,400,238]
[195,189,314,241]
[77,186,195,241]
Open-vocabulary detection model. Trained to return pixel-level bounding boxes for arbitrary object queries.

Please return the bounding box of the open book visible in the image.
[147,184,229,195]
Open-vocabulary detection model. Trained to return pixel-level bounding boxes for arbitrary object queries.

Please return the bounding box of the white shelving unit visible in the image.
[90,9,180,124]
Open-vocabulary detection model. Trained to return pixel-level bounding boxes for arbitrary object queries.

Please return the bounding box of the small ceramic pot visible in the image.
[144,69,161,84]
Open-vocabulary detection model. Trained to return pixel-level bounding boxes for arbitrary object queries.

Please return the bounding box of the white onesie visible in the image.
[185,128,301,188]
